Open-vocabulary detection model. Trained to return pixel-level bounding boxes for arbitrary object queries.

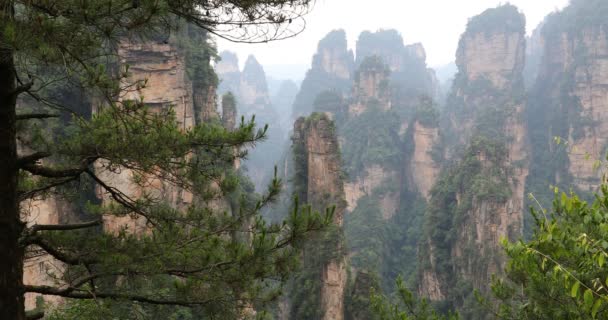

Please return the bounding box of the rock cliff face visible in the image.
[240,55,272,110]
[448,8,526,145]
[292,30,354,119]
[349,56,391,116]
[456,31,525,90]
[537,18,608,193]
[408,121,440,199]
[216,52,273,113]
[293,114,347,320]
[22,197,71,310]
[419,5,529,309]
[344,165,398,219]
[119,41,195,130]
[97,40,197,236]
[356,30,405,72]
[216,51,241,95]
[356,31,436,106]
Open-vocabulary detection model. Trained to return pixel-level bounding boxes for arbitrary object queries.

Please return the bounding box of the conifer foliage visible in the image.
[0,1,318,319]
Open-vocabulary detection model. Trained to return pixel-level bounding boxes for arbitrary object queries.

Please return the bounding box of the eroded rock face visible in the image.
[408,122,440,199]
[313,30,355,80]
[239,55,271,110]
[419,4,529,302]
[97,40,201,235]
[292,30,354,119]
[349,56,391,116]
[356,29,406,72]
[293,114,347,320]
[22,198,68,310]
[119,41,195,130]
[344,165,398,219]
[551,29,608,192]
[456,32,525,90]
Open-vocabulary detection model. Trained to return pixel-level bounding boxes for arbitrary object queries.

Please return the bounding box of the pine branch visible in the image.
[10,81,33,97]
[23,285,221,307]
[28,236,98,265]
[21,163,88,178]
[30,219,102,233]
[21,157,96,178]
[16,113,60,121]
[85,169,158,227]
[17,152,51,167]
[19,175,80,201]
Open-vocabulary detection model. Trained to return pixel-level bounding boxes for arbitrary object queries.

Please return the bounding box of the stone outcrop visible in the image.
[22,197,71,310]
[313,30,354,80]
[292,30,354,119]
[119,41,195,130]
[240,55,272,110]
[349,56,391,116]
[293,113,347,320]
[408,121,440,199]
[456,30,525,90]
[534,11,608,192]
[216,51,241,96]
[419,4,529,304]
[565,31,608,192]
[97,40,197,227]
[344,165,399,219]
[356,29,405,71]
[221,93,237,131]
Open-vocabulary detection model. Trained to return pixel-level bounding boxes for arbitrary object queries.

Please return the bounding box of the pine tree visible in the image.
[0,1,318,319]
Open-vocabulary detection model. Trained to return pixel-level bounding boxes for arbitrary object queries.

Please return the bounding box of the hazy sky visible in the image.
[216,0,569,80]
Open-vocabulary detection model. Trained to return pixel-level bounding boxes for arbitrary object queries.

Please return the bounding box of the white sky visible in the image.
[216,0,569,79]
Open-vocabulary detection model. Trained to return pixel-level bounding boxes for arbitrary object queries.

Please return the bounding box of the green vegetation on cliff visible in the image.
[464,4,525,36]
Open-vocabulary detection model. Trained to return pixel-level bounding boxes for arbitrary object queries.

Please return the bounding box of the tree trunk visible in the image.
[0,3,25,318]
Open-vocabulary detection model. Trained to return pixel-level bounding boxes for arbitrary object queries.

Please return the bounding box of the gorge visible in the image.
[10,0,608,319]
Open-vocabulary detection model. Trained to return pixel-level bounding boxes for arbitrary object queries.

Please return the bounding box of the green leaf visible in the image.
[592,298,602,318]
[584,288,594,310]
[571,281,580,298]
[599,254,605,268]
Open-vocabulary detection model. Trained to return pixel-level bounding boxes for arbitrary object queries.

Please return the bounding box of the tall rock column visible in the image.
[292,113,347,320]
[419,4,529,310]
[533,2,608,193]
[99,40,196,234]
[348,56,391,116]
[292,30,354,119]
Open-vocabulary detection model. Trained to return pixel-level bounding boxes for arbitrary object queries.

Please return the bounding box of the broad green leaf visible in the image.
[599,254,605,267]
[571,281,580,298]
[592,298,602,318]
